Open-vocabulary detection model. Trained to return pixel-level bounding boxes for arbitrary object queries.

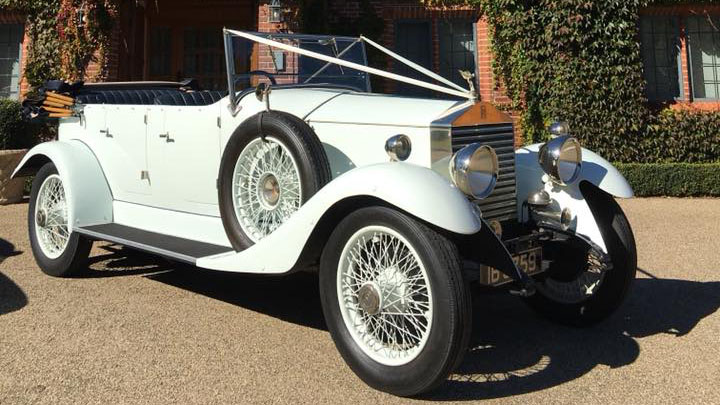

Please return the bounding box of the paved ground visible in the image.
[1,198,719,404]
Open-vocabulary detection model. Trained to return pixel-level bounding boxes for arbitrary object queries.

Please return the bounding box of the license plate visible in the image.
[481,248,543,286]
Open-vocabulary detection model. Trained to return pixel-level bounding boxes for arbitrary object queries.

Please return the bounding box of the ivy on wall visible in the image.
[0,0,116,90]
[425,0,720,163]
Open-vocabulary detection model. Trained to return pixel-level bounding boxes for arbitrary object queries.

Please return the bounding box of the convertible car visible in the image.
[14,30,636,396]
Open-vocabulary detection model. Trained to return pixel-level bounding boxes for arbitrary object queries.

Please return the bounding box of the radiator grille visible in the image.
[451,123,517,222]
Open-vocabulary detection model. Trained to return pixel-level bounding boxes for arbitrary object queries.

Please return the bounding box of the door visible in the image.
[146,105,222,216]
[102,106,151,198]
[395,21,432,97]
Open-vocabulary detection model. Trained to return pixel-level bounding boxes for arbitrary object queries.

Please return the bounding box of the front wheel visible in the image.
[525,183,637,326]
[319,207,471,396]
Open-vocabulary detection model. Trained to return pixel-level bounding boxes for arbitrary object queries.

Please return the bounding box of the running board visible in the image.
[75,223,233,264]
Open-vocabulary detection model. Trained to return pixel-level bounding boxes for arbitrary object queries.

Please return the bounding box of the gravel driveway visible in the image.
[1,198,719,404]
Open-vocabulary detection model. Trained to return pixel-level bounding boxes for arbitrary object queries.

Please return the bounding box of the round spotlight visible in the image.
[548,121,571,137]
[450,144,499,199]
[385,135,412,161]
[538,135,582,185]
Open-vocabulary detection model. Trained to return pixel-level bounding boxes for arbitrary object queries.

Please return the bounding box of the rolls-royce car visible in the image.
[14,30,637,396]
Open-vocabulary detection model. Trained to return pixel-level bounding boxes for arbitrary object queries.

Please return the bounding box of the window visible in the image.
[640,16,683,101]
[183,28,225,90]
[687,15,720,100]
[395,21,432,97]
[0,24,24,99]
[149,27,172,78]
[439,19,476,91]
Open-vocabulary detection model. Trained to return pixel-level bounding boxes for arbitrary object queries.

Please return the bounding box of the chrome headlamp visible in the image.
[385,134,412,161]
[538,135,582,185]
[450,144,499,199]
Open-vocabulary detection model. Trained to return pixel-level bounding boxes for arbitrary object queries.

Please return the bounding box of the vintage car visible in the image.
[14,30,636,396]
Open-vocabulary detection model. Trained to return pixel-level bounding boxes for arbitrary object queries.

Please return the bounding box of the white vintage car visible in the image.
[14,30,637,396]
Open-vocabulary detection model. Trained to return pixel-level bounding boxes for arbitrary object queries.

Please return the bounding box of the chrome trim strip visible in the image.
[430,101,474,180]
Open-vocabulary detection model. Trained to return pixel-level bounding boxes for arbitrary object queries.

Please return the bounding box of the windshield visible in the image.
[227,32,371,93]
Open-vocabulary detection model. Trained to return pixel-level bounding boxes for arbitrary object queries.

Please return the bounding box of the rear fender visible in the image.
[12,140,113,231]
[197,163,482,273]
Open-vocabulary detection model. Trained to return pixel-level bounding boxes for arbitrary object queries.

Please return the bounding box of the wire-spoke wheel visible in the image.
[535,247,610,304]
[320,207,471,397]
[34,174,70,259]
[28,163,91,278]
[218,111,331,251]
[525,183,637,326]
[232,137,303,242]
[337,226,433,366]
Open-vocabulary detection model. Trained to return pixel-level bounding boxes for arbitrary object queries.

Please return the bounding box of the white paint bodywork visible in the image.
[516,144,634,253]
[12,140,113,231]
[14,85,632,273]
[197,163,481,273]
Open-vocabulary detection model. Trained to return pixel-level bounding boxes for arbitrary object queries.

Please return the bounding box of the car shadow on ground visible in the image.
[88,247,720,400]
[0,238,28,316]
[83,244,178,278]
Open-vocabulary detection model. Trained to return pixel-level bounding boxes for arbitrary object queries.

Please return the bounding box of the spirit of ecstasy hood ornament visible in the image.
[459,70,478,100]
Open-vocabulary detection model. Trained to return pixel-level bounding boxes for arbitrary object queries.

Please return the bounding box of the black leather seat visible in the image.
[76,89,181,105]
[153,90,227,106]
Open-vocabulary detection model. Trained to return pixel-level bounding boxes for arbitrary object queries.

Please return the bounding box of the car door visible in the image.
[102,105,151,199]
[146,104,222,216]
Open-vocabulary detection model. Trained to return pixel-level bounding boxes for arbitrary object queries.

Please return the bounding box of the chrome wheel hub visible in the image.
[358,283,382,316]
[36,208,47,228]
[232,137,303,242]
[259,173,280,208]
[337,227,433,366]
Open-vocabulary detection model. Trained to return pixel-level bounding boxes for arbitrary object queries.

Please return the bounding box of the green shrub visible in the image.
[0,99,44,150]
[639,109,720,164]
[616,163,720,197]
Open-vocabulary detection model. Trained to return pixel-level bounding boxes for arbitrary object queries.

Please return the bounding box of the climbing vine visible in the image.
[424,0,720,163]
[0,0,117,89]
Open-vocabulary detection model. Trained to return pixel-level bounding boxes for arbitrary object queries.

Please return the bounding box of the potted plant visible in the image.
[0,98,38,204]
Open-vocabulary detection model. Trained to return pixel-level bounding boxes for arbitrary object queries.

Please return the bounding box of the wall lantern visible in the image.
[75,6,85,28]
[268,0,283,23]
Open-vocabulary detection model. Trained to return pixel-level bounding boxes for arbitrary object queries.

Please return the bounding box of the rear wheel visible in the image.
[28,163,91,277]
[320,207,471,396]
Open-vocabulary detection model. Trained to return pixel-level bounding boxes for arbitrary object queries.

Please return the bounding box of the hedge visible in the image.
[639,109,720,164]
[615,163,720,197]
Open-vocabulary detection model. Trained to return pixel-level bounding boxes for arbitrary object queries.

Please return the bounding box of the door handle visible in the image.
[100,129,112,138]
[159,132,174,143]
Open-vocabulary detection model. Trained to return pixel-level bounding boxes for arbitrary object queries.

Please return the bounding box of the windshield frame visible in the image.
[223,29,475,115]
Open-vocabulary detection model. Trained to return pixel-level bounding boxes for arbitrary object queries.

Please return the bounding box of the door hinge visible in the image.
[141,170,150,181]
[217,116,221,128]
[144,114,148,124]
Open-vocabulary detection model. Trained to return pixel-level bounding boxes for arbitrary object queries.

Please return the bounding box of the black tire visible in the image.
[319,207,472,397]
[526,183,637,326]
[218,111,331,251]
[28,163,92,278]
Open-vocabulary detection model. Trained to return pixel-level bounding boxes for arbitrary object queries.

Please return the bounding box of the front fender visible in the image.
[197,163,481,273]
[516,144,633,199]
[13,140,113,231]
[516,144,632,254]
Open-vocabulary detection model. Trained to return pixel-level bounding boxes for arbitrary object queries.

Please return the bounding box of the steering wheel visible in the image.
[248,70,277,86]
